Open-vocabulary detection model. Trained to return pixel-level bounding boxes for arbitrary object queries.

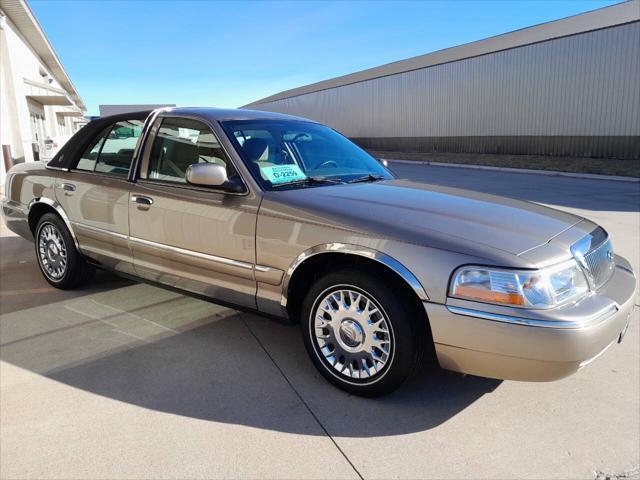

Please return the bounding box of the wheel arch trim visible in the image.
[280,243,429,309]
[27,197,80,250]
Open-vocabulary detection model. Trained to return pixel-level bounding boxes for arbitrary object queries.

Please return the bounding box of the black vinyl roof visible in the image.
[47,110,152,170]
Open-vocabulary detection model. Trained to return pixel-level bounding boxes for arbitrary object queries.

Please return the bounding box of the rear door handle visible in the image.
[131,195,154,206]
[60,182,76,193]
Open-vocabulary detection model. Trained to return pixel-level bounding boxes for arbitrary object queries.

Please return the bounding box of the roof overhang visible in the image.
[1,0,86,111]
[245,1,640,107]
[27,95,72,106]
[56,110,83,117]
[24,78,73,105]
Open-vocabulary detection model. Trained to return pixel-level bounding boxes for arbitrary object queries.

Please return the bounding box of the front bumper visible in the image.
[424,255,637,381]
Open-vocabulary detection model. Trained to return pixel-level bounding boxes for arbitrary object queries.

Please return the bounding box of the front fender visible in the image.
[280,243,430,310]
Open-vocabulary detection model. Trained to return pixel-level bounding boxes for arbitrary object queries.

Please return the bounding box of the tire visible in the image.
[34,213,94,289]
[301,269,422,397]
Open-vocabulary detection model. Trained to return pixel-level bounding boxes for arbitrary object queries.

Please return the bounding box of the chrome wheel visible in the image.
[37,223,67,280]
[313,287,394,380]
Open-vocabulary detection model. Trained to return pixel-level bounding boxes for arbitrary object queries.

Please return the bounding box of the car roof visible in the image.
[157,107,318,124]
[46,107,319,170]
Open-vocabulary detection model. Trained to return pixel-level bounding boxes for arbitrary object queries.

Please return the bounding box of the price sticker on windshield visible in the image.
[261,165,307,184]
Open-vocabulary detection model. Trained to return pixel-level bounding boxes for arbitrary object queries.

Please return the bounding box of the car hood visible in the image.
[264,179,584,257]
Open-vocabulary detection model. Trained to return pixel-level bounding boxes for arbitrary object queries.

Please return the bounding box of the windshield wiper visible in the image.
[347,174,386,184]
[271,176,343,188]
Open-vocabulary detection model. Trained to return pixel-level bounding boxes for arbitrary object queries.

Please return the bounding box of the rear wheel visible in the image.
[301,270,421,397]
[35,213,94,289]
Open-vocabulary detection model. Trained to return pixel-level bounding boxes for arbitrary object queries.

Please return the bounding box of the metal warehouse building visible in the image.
[245,2,640,159]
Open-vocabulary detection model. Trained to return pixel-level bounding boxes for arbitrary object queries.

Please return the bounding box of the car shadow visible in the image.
[45,314,500,437]
[0,268,499,438]
[0,235,133,315]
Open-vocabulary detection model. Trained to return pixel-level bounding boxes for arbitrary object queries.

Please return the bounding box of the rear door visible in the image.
[128,115,260,308]
[55,119,143,274]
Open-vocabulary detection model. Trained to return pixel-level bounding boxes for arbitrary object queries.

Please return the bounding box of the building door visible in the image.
[29,107,46,161]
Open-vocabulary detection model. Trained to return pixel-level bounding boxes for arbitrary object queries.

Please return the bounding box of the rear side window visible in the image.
[76,127,109,171]
[147,117,235,183]
[95,121,143,175]
[75,120,143,175]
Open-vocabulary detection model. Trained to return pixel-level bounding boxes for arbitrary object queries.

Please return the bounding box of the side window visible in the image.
[148,117,235,183]
[95,121,143,175]
[76,127,109,171]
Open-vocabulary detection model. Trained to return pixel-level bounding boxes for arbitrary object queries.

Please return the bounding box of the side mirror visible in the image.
[186,163,228,187]
[185,163,245,193]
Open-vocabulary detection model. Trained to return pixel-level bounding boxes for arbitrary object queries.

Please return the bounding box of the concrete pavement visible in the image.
[1,163,638,479]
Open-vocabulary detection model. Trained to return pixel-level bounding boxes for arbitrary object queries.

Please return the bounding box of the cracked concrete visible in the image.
[594,467,640,480]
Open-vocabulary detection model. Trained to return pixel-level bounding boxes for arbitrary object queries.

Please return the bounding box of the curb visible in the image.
[383,159,640,183]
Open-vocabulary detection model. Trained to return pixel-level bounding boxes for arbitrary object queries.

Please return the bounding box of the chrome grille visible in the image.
[571,227,615,290]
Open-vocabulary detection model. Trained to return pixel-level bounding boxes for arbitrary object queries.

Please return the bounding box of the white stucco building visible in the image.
[0,0,86,182]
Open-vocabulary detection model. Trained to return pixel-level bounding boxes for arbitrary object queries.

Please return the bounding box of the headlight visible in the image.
[450,260,589,308]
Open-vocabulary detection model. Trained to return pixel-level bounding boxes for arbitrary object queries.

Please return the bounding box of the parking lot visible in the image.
[1,163,638,479]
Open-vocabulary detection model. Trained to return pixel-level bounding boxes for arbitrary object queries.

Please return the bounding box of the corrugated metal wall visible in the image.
[250,22,640,159]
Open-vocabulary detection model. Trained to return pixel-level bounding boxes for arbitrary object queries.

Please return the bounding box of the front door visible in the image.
[129,115,259,308]
[55,119,144,274]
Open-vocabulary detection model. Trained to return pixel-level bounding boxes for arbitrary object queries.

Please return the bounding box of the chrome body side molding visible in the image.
[68,222,278,277]
[129,236,256,271]
[71,222,129,241]
[280,243,430,309]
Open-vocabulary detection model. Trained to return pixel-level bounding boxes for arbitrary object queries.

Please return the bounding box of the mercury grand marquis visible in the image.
[2,107,636,396]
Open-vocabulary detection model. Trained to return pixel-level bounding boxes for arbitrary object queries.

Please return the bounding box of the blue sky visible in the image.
[31,0,620,116]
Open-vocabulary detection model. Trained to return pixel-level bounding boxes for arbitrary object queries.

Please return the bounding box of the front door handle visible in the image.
[131,195,154,207]
[60,182,76,193]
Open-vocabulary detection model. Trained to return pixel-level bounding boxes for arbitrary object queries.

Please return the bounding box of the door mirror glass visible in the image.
[186,163,228,187]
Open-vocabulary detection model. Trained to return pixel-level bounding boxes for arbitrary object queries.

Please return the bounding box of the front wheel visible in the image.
[301,270,421,397]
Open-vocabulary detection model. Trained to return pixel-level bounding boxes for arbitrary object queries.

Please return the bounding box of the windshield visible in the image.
[221,120,393,189]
